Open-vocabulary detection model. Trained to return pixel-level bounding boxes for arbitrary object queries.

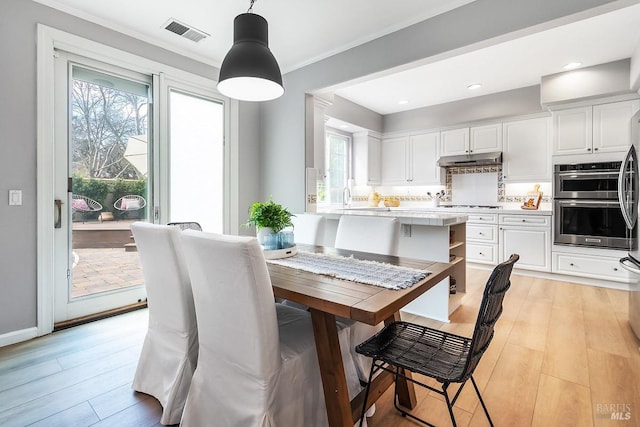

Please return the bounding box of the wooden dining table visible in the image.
[266,244,456,427]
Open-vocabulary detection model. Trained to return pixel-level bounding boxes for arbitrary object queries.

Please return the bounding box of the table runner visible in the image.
[266,250,430,290]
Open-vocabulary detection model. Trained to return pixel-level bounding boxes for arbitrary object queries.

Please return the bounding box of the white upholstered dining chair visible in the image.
[130,222,198,425]
[334,215,400,256]
[334,215,400,416]
[291,213,325,245]
[179,231,361,427]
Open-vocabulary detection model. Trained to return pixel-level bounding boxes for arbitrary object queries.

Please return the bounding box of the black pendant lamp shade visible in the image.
[217,13,284,102]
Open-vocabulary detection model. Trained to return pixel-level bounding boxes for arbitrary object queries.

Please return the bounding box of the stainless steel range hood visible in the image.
[437,151,502,167]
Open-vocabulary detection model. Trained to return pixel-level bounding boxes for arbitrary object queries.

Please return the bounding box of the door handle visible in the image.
[54,199,63,228]
[619,257,640,275]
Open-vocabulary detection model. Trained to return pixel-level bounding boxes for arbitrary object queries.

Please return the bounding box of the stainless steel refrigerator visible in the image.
[619,110,640,340]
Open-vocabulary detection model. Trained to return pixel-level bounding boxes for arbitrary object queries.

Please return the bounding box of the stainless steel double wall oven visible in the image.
[553,154,637,250]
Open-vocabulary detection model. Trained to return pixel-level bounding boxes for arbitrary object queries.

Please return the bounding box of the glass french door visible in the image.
[167,89,224,232]
[53,52,150,323]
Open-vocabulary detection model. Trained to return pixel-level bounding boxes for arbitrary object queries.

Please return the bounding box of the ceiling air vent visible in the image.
[163,19,209,43]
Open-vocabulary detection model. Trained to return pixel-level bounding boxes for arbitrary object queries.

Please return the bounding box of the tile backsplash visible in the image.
[352,164,551,203]
[446,165,503,203]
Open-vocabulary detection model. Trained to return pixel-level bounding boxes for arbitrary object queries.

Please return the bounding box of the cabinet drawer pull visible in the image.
[569,263,574,267]
[522,219,525,222]
[613,267,618,271]
[478,232,484,236]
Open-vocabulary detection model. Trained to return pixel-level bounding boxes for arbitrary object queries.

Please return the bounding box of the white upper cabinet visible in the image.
[502,117,551,182]
[353,132,381,186]
[441,123,501,156]
[440,128,469,156]
[593,100,640,152]
[381,132,442,185]
[410,132,441,185]
[381,136,408,185]
[470,123,503,153]
[553,100,640,156]
[552,106,591,155]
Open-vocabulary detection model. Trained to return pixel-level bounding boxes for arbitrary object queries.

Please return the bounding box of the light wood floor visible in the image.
[0,269,638,426]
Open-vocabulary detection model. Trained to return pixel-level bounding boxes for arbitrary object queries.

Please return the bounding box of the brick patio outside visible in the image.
[71,220,144,298]
[72,247,143,297]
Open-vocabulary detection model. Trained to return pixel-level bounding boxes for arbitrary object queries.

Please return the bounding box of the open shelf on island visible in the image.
[449,241,464,250]
[449,256,465,266]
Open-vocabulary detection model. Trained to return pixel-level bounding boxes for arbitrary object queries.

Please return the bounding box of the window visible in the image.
[323,129,352,205]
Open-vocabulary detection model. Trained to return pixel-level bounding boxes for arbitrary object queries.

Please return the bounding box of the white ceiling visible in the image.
[33,0,476,71]
[34,0,640,115]
[333,3,640,114]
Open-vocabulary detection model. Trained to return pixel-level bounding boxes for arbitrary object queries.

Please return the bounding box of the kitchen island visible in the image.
[315,207,468,322]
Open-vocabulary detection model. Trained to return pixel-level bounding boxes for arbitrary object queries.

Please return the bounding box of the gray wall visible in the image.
[383,85,544,134]
[541,59,633,105]
[238,102,261,234]
[0,0,259,335]
[260,0,622,215]
[633,42,640,90]
[325,96,383,134]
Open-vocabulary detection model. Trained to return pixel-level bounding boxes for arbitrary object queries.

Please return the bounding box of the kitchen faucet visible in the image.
[343,187,352,207]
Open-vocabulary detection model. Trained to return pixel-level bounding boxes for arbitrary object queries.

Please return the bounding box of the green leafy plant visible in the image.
[246,198,294,233]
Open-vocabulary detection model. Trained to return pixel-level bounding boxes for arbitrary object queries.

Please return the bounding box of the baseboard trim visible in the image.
[0,327,38,348]
[468,263,631,291]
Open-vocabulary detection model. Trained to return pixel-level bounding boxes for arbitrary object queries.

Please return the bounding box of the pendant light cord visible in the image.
[247,0,256,13]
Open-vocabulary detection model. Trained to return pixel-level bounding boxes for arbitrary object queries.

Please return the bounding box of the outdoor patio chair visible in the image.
[71,194,103,223]
[167,222,202,231]
[114,194,146,219]
[355,254,520,427]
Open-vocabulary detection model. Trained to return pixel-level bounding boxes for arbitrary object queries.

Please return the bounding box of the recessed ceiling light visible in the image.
[467,83,482,90]
[339,124,349,129]
[398,100,409,105]
[563,62,582,70]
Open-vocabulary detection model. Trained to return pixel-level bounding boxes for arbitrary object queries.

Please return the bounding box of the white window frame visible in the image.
[323,128,353,205]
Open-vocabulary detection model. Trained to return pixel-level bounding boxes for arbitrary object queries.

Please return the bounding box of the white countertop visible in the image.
[315,202,552,226]
[316,207,468,226]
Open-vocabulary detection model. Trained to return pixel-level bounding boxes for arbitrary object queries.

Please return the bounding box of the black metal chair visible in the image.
[167,222,202,231]
[355,253,520,427]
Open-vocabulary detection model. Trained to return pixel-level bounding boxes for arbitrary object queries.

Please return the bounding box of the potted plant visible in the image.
[246,198,295,248]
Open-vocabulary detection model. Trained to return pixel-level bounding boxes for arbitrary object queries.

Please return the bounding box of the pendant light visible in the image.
[217,0,284,102]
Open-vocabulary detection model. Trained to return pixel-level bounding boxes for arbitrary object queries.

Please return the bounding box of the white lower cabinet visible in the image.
[553,252,631,282]
[499,215,551,272]
[467,224,497,242]
[466,214,498,265]
[467,243,497,264]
